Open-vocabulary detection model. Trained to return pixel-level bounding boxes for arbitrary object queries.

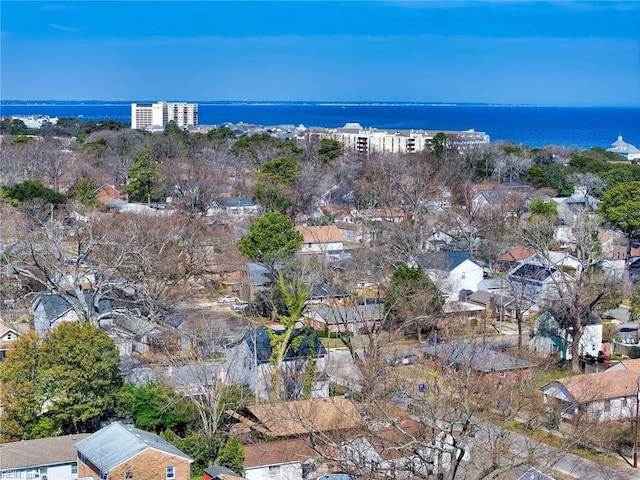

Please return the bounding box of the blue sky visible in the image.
[1,1,639,106]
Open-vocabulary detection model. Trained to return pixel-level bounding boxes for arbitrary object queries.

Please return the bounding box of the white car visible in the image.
[218,295,237,304]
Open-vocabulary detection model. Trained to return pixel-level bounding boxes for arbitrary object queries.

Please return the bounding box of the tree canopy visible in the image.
[598,181,640,259]
[1,179,66,205]
[0,323,122,439]
[237,212,303,269]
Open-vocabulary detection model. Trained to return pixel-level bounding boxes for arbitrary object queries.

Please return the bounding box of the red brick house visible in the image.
[75,423,193,480]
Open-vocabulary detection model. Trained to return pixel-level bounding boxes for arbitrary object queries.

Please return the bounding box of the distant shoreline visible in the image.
[2,101,639,109]
[3,103,638,149]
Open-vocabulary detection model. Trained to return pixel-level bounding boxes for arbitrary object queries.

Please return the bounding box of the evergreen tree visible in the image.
[216,436,245,476]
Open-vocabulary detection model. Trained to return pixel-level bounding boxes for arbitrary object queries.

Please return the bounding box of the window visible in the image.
[166,466,175,480]
[268,465,280,476]
[71,464,78,475]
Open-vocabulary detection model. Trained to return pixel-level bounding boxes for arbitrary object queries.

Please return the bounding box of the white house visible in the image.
[413,252,484,302]
[542,361,640,422]
[529,311,602,361]
[0,320,20,361]
[0,433,90,480]
[243,438,318,480]
[296,225,345,256]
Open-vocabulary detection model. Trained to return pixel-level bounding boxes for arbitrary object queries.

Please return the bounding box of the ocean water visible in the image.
[1,101,639,149]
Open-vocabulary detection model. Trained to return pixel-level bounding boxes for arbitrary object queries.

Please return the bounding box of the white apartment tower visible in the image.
[131,101,198,130]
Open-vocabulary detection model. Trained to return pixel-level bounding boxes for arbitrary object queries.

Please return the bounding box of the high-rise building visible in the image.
[131,101,198,130]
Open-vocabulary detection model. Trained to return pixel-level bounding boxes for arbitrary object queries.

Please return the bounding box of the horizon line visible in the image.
[2,100,639,108]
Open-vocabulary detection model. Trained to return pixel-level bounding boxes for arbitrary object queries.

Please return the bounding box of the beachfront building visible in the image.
[306,123,489,156]
[607,135,640,161]
[131,101,198,130]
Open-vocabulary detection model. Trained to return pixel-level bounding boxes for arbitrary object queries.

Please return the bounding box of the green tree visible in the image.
[42,322,122,433]
[429,132,448,159]
[162,430,220,477]
[125,147,159,204]
[0,323,122,439]
[237,212,303,273]
[1,179,66,205]
[73,178,98,206]
[267,273,312,399]
[216,436,245,476]
[253,156,301,214]
[0,332,55,440]
[529,198,558,218]
[116,383,193,435]
[598,181,640,263]
[385,264,442,341]
[318,138,343,165]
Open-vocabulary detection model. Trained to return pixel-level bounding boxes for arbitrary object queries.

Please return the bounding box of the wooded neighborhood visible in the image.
[1,118,640,480]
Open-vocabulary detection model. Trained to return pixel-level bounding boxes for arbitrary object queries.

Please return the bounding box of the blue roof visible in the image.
[248,262,271,286]
[75,423,193,471]
[416,251,473,271]
[245,326,327,364]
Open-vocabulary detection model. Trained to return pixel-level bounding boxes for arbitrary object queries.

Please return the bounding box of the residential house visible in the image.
[542,364,640,422]
[496,247,536,266]
[296,225,345,257]
[32,292,112,337]
[0,320,20,361]
[335,221,373,245]
[211,197,260,216]
[238,263,271,302]
[305,303,385,334]
[528,311,603,362]
[414,252,484,302]
[336,418,470,479]
[471,182,535,216]
[425,341,535,391]
[222,325,329,400]
[94,184,124,205]
[507,262,572,304]
[204,465,247,480]
[104,316,162,357]
[467,290,516,322]
[228,396,362,441]
[0,433,91,480]
[425,229,456,252]
[307,283,349,304]
[75,422,193,480]
[441,300,485,324]
[243,438,319,480]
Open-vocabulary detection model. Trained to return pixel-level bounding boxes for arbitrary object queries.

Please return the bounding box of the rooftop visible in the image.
[0,433,91,469]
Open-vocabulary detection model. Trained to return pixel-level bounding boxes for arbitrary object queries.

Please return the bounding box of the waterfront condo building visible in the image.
[131,101,198,130]
[306,123,489,156]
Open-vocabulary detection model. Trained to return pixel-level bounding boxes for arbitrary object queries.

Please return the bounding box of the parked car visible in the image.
[218,295,237,304]
[232,302,249,311]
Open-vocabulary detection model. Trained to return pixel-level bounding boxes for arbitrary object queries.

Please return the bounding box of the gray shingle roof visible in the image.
[74,423,192,471]
[426,341,535,372]
[0,433,91,469]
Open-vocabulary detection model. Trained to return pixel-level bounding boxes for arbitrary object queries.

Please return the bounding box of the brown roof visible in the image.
[555,369,640,403]
[243,438,318,468]
[497,248,536,262]
[0,433,91,469]
[619,358,640,375]
[296,225,345,244]
[236,397,362,438]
